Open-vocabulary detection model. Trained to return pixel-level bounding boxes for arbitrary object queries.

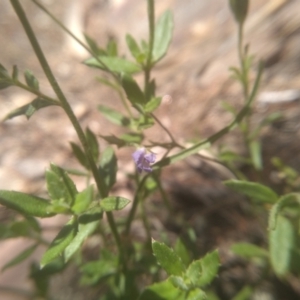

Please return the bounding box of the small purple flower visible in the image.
[132,148,156,173]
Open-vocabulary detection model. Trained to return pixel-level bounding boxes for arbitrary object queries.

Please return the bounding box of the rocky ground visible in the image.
[1,0,300,299]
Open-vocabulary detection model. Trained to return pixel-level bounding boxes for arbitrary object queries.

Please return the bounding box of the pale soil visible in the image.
[1,0,300,299]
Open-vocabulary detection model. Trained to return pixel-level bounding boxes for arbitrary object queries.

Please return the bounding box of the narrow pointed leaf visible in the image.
[64,210,100,262]
[152,11,173,63]
[249,140,262,170]
[169,276,188,291]
[99,134,126,148]
[152,240,185,276]
[98,105,130,127]
[12,65,19,80]
[78,206,103,224]
[186,289,207,300]
[24,70,39,90]
[231,243,268,259]
[232,286,252,300]
[2,244,38,272]
[98,147,117,196]
[197,250,220,287]
[0,79,13,90]
[0,190,54,218]
[186,260,202,286]
[224,180,278,204]
[144,97,161,113]
[126,34,142,61]
[83,33,106,56]
[4,97,58,120]
[269,215,295,277]
[139,280,185,300]
[106,39,118,57]
[86,127,99,162]
[269,193,298,230]
[100,196,130,212]
[121,74,145,105]
[0,63,10,78]
[70,142,89,169]
[84,56,141,74]
[40,219,77,267]
[46,164,78,205]
[71,185,93,214]
[174,238,191,267]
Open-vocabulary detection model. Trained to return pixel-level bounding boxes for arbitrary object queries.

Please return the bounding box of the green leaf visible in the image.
[174,238,191,267]
[152,240,185,276]
[64,209,100,262]
[196,250,220,287]
[100,132,145,148]
[152,10,173,63]
[269,215,295,277]
[70,142,89,169]
[12,65,19,80]
[40,218,77,267]
[224,180,278,204]
[3,97,58,120]
[83,33,106,56]
[46,164,78,205]
[0,63,10,78]
[84,56,141,74]
[78,206,103,224]
[186,260,202,286]
[99,134,127,148]
[126,34,142,61]
[106,39,118,57]
[2,244,38,272]
[80,251,117,286]
[98,105,130,127]
[0,79,13,90]
[98,147,117,196]
[9,220,36,237]
[232,286,252,300]
[24,70,39,90]
[120,132,144,144]
[86,127,99,162]
[100,196,130,212]
[121,74,145,105]
[0,190,53,218]
[231,242,268,259]
[133,115,155,130]
[139,280,185,300]
[186,289,207,300]
[268,193,299,230]
[25,215,41,233]
[71,185,93,214]
[144,97,161,113]
[249,140,262,170]
[169,276,189,291]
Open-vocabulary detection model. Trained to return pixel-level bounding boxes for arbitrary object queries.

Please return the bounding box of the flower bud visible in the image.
[229,0,249,25]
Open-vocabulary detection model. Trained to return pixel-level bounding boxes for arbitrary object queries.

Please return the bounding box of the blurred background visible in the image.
[1,0,300,299]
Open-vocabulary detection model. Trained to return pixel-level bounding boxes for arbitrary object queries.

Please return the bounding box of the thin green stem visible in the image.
[144,0,155,100]
[141,197,152,247]
[31,0,119,81]
[154,61,263,169]
[125,174,149,236]
[116,84,134,118]
[152,172,172,210]
[14,80,60,105]
[238,22,249,100]
[10,0,103,197]
[10,0,122,256]
[151,112,181,146]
